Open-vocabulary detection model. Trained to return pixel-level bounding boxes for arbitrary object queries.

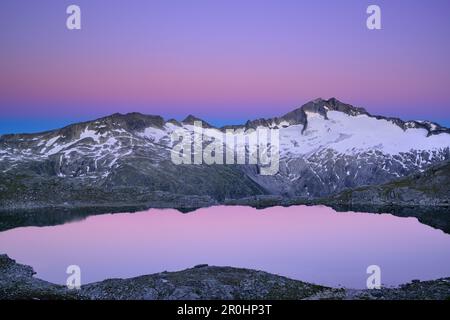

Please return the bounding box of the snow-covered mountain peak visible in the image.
[280,110,450,157]
[181,115,214,128]
[0,98,449,200]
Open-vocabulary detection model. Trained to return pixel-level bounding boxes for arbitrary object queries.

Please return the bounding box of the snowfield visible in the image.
[279,111,450,157]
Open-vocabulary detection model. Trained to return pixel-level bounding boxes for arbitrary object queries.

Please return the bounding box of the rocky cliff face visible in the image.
[327,160,450,206]
[1,98,449,210]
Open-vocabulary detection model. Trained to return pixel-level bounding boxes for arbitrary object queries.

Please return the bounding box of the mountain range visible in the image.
[1,98,449,211]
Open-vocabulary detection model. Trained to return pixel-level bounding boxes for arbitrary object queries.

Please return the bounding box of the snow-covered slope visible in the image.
[280,111,449,156]
[254,106,450,197]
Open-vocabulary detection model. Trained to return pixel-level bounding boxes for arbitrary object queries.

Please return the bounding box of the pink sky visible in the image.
[1,0,449,132]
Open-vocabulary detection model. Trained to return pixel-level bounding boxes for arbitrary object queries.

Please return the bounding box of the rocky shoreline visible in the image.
[1,254,449,300]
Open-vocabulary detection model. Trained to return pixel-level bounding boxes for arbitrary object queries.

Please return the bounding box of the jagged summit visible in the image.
[278,98,448,135]
[69,98,445,135]
[1,98,448,138]
[182,114,201,123]
[94,112,165,130]
[284,97,368,119]
[181,115,214,128]
[240,98,448,135]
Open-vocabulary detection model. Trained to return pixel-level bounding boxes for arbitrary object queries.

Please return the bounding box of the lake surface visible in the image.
[0,205,449,289]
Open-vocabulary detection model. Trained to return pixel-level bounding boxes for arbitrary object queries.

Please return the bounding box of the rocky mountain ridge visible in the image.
[326,160,450,207]
[1,98,449,210]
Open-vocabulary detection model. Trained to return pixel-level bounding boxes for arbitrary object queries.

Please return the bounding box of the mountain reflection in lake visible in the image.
[0,205,449,289]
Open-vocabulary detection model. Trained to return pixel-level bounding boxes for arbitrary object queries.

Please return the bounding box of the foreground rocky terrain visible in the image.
[1,98,449,211]
[1,254,449,300]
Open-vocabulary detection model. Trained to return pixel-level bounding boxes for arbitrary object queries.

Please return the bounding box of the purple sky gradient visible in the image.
[1,0,450,133]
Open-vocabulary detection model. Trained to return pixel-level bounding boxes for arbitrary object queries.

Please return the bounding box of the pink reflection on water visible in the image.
[0,205,449,289]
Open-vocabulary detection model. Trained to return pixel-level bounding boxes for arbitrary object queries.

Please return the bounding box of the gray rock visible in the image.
[1,254,448,300]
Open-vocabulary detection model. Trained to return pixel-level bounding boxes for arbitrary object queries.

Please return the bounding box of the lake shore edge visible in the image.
[1,198,449,233]
[1,254,449,300]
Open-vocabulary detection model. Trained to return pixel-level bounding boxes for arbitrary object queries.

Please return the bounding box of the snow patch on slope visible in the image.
[137,127,167,142]
[279,111,450,156]
[80,128,101,143]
